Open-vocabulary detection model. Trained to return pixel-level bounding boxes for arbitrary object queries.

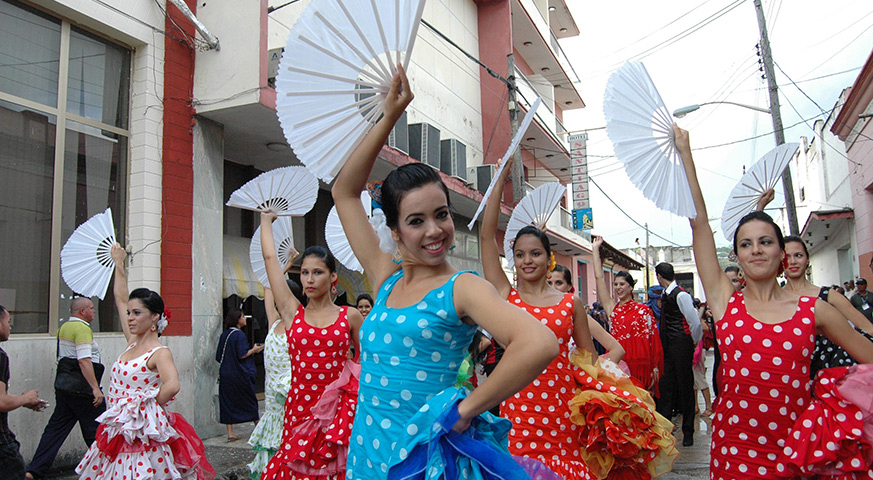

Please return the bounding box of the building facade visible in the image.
[0,0,598,469]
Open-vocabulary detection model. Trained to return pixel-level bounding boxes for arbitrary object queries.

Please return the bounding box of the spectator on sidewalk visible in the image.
[27,297,105,480]
[850,278,873,323]
[0,305,45,477]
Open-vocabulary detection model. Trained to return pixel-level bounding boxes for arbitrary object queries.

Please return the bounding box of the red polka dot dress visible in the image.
[609,301,663,394]
[76,344,214,480]
[502,289,592,480]
[262,306,358,480]
[710,292,816,479]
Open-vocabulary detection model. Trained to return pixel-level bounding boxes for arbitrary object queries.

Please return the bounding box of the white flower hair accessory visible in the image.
[369,209,397,254]
[157,310,170,334]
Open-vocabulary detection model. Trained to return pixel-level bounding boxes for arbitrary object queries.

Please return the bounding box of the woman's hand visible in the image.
[383,64,414,123]
[452,400,474,433]
[283,248,300,274]
[673,124,691,156]
[261,209,278,224]
[592,235,603,251]
[756,188,775,211]
[111,243,126,264]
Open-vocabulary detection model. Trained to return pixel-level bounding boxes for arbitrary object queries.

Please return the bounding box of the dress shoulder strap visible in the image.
[375,269,405,306]
[144,345,168,363]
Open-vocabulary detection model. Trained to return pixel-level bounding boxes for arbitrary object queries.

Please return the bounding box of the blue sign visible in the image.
[572,208,593,230]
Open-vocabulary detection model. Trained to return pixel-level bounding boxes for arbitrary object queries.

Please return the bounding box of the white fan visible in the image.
[467,98,542,230]
[325,192,372,273]
[721,142,799,241]
[503,183,566,257]
[226,166,318,215]
[603,61,696,218]
[61,208,116,300]
[250,216,296,288]
[275,0,427,182]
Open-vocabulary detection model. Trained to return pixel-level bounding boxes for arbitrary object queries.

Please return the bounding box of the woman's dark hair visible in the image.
[724,265,741,274]
[300,245,337,273]
[552,264,571,284]
[733,211,785,253]
[129,288,164,317]
[783,235,809,257]
[0,304,6,316]
[356,293,373,306]
[381,163,451,228]
[614,271,636,287]
[512,226,551,258]
[224,308,243,330]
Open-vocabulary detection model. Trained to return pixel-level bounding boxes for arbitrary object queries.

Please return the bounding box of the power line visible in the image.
[589,178,683,247]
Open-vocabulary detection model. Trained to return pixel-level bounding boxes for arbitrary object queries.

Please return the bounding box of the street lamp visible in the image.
[673,101,771,118]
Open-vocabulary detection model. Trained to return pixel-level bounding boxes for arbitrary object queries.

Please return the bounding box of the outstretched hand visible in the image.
[384,64,414,122]
[260,209,278,224]
[111,243,126,265]
[673,124,691,155]
[756,188,775,211]
[592,235,603,251]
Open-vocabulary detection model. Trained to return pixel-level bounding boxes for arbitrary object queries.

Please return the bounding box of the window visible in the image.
[0,0,130,333]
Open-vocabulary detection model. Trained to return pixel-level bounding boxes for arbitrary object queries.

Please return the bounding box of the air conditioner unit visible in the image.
[467,164,496,193]
[440,139,466,177]
[267,48,283,84]
[408,122,441,169]
[386,111,408,154]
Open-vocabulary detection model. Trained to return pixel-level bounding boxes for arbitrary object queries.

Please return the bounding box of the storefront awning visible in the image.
[223,235,264,300]
[800,209,853,253]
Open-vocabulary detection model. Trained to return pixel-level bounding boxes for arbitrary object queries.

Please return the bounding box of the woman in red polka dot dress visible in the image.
[258,213,363,480]
[76,245,214,479]
[675,125,873,479]
[591,236,663,395]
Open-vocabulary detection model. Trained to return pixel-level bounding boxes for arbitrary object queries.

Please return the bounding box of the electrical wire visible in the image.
[589,178,683,247]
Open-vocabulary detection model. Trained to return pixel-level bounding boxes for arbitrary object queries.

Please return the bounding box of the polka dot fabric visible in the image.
[710,292,816,479]
[262,306,354,480]
[778,366,873,478]
[346,270,477,480]
[75,345,212,479]
[502,289,592,480]
[609,301,663,394]
[248,321,293,478]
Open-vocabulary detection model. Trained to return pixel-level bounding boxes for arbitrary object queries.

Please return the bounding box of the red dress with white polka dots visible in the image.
[262,306,357,480]
[76,344,214,480]
[502,289,592,480]
[710,292,816,479]
[609,301,663,394]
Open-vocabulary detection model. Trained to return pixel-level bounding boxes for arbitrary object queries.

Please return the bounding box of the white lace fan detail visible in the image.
[250,216,296,288]
[503,183,566,257]
[61,208,116,299]
[226,166,318,216]
[603,61,696,218]
[721,142,798,241]
[276,0,427,182]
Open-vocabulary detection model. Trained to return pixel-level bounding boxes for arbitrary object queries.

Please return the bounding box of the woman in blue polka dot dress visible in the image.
[332,66,562,480]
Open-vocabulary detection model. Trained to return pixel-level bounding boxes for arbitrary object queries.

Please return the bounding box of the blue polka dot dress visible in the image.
[347,270,477,479]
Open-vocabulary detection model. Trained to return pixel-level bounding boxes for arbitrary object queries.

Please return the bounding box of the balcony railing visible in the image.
[517,0,581,85]
[514,67,570,148]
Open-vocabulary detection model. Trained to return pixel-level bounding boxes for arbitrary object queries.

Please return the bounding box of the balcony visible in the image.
[512,0,584,110]
[514,68,572,183]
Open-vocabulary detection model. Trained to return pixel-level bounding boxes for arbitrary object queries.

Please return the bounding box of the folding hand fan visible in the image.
[721,142,798,241]
[275,0,427,182]
[226,166,318,216]
[603,61,696,218]
[250,216,296,288]
[503,183,566,257]
[61,208,116,299]
[325,192,371,273]
[467,98,543,230]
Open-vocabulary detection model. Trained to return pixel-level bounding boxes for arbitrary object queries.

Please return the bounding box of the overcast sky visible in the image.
[557,0,873,249]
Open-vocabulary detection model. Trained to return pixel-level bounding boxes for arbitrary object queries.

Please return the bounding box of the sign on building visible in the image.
[569,133,592,230]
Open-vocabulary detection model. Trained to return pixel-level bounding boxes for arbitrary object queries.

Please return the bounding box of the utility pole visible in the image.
[645,223,650,291]
[507,54,525,203]
[753,0,799,235]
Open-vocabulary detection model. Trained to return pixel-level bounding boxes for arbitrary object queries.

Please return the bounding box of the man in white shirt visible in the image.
[654,262,702,447]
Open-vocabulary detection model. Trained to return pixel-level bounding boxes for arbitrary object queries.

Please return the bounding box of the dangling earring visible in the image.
[150,324,157,332]
[806,263,812,278]
[728,251,738,262]
[392,248,403,265]
[330,280,338,297]
[779,255,789,275]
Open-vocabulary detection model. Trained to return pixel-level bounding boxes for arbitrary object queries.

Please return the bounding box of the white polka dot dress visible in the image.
[346,270,477,480]
[502,289,592,480]
[76,344,214,479]
[710,292,816,479]
[248,320,293,478]
[262,306,355,480]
